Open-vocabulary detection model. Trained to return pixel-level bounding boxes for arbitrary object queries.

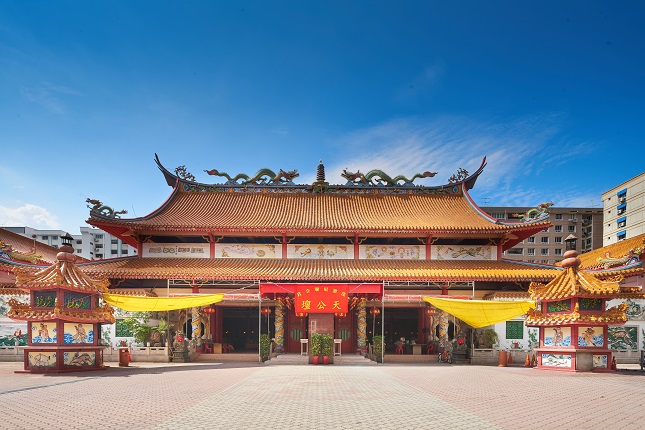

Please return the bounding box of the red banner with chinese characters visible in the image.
[295,285,348,313]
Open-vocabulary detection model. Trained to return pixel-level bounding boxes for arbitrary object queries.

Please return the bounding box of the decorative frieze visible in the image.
[142,243,210,258]
[361,245,423,260]
[431,245,496,260]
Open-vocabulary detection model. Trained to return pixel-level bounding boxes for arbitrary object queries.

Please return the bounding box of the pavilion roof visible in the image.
[525,302,628,326]
[0,228,61,265]
[13,258,110,293]
[6,299,115,324]
[529,267,620,301]
[78,257,561,282]
[578,233,645,270]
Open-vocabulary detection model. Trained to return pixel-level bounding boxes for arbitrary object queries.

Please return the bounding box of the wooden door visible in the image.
[336,314,353,355]
[287,313,308,353]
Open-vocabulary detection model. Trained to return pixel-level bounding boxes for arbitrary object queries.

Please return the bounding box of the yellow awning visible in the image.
[423,297,535,328]
[103,293,225,312]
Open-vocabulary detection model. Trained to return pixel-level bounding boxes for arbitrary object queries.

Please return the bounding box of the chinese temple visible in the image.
[76,154,562,357]
[6,234,115,373]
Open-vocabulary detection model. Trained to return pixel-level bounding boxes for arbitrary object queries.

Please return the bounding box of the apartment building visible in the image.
[602,171,645,246]
[481,206,603,265]
[4,226,137,260]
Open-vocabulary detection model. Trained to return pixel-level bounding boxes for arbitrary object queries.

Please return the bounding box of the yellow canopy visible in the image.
[103,293,225,312]
[423,297,535,328]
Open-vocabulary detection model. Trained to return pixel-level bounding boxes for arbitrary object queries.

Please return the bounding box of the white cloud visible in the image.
[312,115,560,195]
[0,204,60,229]
[20,82,81,115]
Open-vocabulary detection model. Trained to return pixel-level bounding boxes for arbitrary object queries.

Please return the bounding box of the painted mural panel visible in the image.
[577,326,604,347]
[0,317,27,346]
[541,353,572,368]
[216,244,281,259]
[64,351,96,367]
[431,245,496,260]
[361,245,423,260]
[593,354,608,368]
[142,243,210,258]
[624,299,645,320]
[544,326,571,347]
[287,244,353,259]
[31,321,57,343]
[63,322,94,344]
[608,326,638,350]
[28,351,56,368]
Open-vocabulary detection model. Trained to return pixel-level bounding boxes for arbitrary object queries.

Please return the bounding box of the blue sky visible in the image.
[1,1,644,234]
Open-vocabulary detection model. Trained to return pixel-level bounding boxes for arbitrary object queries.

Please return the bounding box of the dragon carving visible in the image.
[340,169,437,187]
[174,165,196,182]
[448,168,469,184]
[597,246,644,269]
[513,201,553,221]
[204,168,299,185]
[0,241,44,264]
[86,198,128,218]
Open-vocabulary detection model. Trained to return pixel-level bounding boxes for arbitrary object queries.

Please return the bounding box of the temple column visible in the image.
[357,299,366,352]
[275,301,284,354]
[191,307,202,347]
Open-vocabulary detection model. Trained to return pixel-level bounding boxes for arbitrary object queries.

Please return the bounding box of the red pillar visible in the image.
[354,233,359,260]
[282,233,287,259]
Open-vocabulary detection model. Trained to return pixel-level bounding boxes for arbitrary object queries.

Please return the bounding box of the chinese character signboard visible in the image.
[295,285,348,314]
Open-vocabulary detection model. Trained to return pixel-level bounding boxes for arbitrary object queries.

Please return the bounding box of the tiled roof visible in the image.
[525,303,628,326]
[89,189,551,234]
[578,234,645,270]
[14,259,110,293]
[0,228,61,264]
[529,267,620,301]
[482,292,531,300]
[79,257,561,282]
[6,298,115,323]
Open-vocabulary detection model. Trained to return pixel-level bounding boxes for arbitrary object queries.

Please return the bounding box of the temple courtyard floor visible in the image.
[0,360,643,430]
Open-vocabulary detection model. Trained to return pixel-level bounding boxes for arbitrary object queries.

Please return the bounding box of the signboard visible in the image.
[295,285,348,314]
[142,243,210,258]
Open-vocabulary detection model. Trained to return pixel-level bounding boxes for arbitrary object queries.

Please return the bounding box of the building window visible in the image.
[527,237,535,243]
[541,249,549,256]
[96,254,103,258]
[111,250,118,255]
[617,188,627,198]
[617,216,626,228]
[76,249,82,253]
[568,226,576,233]
[41,235,48,240]
[507,248,523,255]
[555,214,563,220]
[555,249,562,256]
[617,231,626,241]
[541,260,549,264]
[51,235,58,240]
[541,237,549,244]
[555,237,562,244]
[122,249,128,255]
[555,225,562,233]
[527,248,535,256]
[542,228,549,233]
[490,212,506,220]
[506,321,524,339]
[76,240,82,244]
[95,234,104,239]
[527,259,535,263]
[96,244,103,248]
[111,239,118,244]
[617,203,627,215]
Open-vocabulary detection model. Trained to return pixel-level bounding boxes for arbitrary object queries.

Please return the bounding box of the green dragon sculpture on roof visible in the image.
[204,168,299,185]
[341,169,437,187]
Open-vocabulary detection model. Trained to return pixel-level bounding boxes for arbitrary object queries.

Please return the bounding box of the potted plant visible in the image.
[260,333,271,362]
[310,333,322,364]
[320,334,333,365]
[373,335,384,363]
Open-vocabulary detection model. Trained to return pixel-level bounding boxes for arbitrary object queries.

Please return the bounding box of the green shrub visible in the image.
[311,333,323,356]
[320,334,333,357]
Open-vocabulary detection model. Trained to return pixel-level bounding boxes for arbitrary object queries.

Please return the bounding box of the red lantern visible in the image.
[334,312,347,317]
[370,308,381,316]
[261,307,271,315]
[203,307,215,314]
[295,312,308,317]
[426,307,435,315]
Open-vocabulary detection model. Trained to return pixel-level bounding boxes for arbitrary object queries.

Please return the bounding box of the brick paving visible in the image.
[1,361,644,430]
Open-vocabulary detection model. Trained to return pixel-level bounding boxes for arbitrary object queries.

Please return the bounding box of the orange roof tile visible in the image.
[79,257,560,282]
[6,298,115,323]
[14,259,110,293]
[0,228,60,264]
[525,303,627,326]
[529,267,620,301]
[578,233,645,270]
[89,188,550,235]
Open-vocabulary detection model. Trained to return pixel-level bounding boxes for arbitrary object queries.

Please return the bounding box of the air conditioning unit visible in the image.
[568,218,577,223]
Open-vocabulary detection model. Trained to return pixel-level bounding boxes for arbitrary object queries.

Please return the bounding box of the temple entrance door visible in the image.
[222,307,260,352]
[287,314,307,353]
[335,315,353,355]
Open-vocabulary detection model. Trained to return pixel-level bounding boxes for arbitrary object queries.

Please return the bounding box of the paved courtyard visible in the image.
[0,361,644,430]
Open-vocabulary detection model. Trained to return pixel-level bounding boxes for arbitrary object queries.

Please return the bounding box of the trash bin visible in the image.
[498,350,508,367]
[119,347,130,367]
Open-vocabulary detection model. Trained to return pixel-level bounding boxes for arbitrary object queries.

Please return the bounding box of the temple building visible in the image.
[75,155,563,355]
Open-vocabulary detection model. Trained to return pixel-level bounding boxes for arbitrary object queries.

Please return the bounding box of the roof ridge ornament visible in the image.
[174,165,196,182]
[86,198,127,219]
[513,201,553,222]
[341,168,438,187]
[204,167,299,185]
[448,168,469,184]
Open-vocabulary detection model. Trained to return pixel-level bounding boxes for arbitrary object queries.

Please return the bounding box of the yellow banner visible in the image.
[423,297,535,328]
[103,293,225,312]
